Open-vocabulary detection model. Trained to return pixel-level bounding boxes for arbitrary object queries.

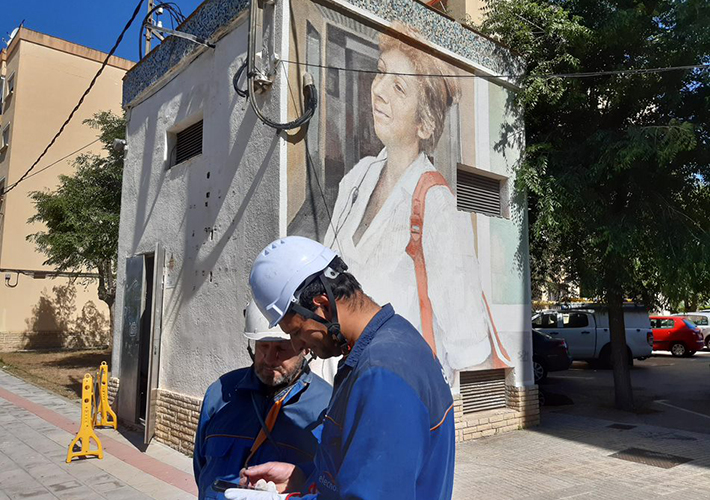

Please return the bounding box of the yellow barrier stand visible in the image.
[66,373,103,462]
[93,361,117,430]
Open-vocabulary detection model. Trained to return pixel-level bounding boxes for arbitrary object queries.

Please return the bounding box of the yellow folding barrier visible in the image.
[66,373,103,462]
[93,361,117,430]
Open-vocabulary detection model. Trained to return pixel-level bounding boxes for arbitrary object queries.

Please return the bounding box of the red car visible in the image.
[649,316,704,357]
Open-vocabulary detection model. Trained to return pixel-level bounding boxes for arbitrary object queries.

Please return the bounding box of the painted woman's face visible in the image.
[371,49,431,149]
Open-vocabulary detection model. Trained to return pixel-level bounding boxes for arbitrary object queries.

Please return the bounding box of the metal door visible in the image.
[118,256,146,424]
[144,244,165,444]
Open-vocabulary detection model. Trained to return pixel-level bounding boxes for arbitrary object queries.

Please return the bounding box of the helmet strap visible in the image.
[291,274,350,355]
[247,340,255,361]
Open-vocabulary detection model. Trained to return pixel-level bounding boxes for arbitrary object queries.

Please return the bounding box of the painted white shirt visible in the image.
[324,148,492,383]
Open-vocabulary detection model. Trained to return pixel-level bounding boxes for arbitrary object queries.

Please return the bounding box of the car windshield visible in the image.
[683,319,697,329]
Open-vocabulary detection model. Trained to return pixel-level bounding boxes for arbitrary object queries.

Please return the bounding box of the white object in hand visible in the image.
[254,480,278,493]
[223,488,287,500]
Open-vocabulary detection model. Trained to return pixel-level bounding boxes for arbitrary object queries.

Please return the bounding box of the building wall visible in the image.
[0,29,131,350]
[285,0,532,390]
[114,18,284,401]
[116,0,534,453]
[446,0,489,26]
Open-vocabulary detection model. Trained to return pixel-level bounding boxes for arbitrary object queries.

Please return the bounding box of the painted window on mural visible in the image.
[286,0,520,384]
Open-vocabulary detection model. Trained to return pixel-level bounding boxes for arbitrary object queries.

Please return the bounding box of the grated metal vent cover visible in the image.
[175,120,203,165]
[456,169,502,217]
[607,423,637,430]
[459,369,507,414]
[609,448,693,469]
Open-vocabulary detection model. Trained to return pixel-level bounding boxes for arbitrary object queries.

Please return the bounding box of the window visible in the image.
[0,76,4,112]
[4,73,15,112]
[456,167,503,217]
[532,313,557,328]
[173,120,203,165]
[562,312,589,328]
[1,124,9,150]
[0,178,5,213]
[660,319,674,328]
[688,315,708,326]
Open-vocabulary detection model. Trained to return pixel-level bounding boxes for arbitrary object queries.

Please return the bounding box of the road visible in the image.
[539,350,710,435]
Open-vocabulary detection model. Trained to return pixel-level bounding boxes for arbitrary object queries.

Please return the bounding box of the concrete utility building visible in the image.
[113,0,536,452]
[0,28,132,351]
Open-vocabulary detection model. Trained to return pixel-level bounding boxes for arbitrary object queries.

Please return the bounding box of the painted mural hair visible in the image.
[296,256,363,313]
[379,21,461,155]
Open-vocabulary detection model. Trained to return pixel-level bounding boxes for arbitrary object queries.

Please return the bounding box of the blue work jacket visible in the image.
[193,366,331,500]
[295,304,455,500]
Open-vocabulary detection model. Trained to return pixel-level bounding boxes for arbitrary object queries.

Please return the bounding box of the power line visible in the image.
[23,139,100,182]
[281,59,709,80]
[2,0,145,197]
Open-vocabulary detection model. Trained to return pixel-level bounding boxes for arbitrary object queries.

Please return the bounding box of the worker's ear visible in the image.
[311,294,332,321]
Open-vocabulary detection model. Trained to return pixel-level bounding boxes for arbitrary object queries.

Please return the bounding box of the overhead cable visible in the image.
[280,60,709,81]
[23,139,101,182]
[241,0,317,131]
[2,0,146,196]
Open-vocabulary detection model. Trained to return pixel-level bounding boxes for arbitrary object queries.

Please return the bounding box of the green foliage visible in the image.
[479,0,710,309]
[27,111,125,309]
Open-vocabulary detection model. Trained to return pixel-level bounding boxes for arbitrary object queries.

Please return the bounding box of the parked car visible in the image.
[532,305,653,366]
[673,312,710,349]
[532,329,572,383]
[650,316,704,357]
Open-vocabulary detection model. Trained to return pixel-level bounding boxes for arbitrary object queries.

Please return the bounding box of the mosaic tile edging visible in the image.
[341,0,524,78]
[123,0,250,107]
[124,0,525,108]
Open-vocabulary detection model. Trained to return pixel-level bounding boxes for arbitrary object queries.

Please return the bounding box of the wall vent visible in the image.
[460,369,507,414]
[175,120,203,165]
[457,169,502,217]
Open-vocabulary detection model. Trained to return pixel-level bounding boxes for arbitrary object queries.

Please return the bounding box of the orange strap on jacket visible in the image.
[406,171,451,357]
[406,171,513,368]
[244,385,296,468]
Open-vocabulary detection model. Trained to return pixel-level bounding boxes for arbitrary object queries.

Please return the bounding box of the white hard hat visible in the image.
[249,236,337,327]
[244,301,290,342]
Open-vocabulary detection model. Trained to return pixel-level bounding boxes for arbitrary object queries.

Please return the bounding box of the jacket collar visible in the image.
[344,304,395,368]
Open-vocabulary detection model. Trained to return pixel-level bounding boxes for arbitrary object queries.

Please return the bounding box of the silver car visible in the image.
[673,312,710,349]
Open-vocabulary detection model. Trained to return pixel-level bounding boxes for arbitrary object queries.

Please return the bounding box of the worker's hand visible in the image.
[223,489,287,500]
[240,462,306,493]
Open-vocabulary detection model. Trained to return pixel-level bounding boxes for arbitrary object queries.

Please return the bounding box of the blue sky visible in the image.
[1,0,205,62]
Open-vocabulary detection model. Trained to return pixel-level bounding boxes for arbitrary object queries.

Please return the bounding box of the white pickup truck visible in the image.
[532,307,653,365]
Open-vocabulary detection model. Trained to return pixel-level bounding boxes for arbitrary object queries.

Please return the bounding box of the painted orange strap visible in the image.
[244,385,296,467]
[406,171,452,357]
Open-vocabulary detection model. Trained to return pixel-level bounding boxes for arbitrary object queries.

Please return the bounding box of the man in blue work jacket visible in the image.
[193,301,332,500]
[228,236,455,500]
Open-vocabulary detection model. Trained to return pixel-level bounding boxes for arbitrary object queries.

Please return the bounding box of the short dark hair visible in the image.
[296,256,363,312]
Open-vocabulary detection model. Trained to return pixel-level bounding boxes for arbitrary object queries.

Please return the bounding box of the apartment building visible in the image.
[0,28,132,350]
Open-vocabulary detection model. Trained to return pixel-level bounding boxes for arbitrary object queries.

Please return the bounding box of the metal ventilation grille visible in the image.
[175,120,203,165]
[460,369,507,414]
[457,169,501,216]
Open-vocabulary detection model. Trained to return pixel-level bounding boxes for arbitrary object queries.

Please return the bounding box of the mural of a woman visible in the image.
[323,23,511,384]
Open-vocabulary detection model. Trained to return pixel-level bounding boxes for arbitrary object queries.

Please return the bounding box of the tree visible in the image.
[28,111,125,344]
[478,0,710,409]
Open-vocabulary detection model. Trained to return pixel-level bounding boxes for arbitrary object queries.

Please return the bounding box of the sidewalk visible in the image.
[454,409,710,500]
[0,370,196,500]
[5,368,710,500]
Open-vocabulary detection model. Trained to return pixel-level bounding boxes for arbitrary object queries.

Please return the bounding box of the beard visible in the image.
[254,354,305,388]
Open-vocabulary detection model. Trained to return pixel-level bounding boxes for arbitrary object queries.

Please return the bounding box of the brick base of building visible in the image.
[154,389,201,456]
[454,385,540,442]
[0,330,109,351]
[106,378,538,454]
